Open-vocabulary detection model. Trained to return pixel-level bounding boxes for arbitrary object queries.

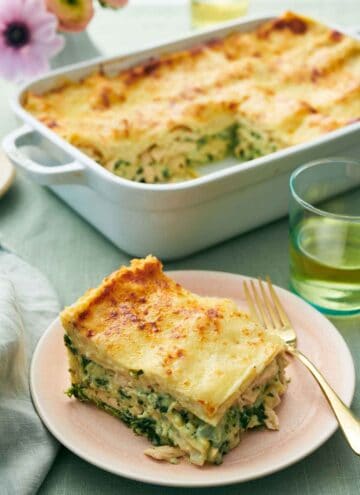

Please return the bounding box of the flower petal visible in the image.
[0,0,24,24]
[0,47,24,81]
[32,34,65,58]
[18,45,50,79]
[31,22,57,42]
[22,0,46,19]
[28,10,58,29]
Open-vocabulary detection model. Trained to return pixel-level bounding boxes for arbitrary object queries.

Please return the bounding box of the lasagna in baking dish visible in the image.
[61,256,288,465]
[24,12,360,184]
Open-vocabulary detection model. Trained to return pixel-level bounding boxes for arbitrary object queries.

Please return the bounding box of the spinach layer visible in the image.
[65,336,275,464]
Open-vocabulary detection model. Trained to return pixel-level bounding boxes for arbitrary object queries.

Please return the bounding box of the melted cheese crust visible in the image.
[61,256,285,425]
[24,12,360,183]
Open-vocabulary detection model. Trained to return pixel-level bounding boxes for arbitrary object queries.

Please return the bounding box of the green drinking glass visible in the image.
[289,157,360,315]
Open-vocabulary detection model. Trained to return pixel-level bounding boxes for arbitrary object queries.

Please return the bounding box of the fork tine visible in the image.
[258,277,277,329]
[256,278,274,329]
[243,281,260,325]
[250,280,269,329]
[266,276,291,328]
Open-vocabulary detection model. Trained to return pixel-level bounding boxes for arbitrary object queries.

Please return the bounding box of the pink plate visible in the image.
[30,271,356,487]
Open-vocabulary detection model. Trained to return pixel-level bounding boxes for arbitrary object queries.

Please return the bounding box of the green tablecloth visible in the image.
[0,1,359,493]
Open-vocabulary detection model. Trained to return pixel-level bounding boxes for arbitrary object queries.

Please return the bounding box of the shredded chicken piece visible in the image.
[144,446,186,463]
[264,407,280,430]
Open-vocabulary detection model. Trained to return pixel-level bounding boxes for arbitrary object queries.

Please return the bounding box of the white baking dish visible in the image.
[3,14,360,260]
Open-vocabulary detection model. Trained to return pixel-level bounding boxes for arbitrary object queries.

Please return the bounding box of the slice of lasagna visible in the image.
[61,256,288,465]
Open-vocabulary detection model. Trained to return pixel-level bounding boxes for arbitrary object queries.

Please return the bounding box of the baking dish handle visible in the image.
[2,125,86,186]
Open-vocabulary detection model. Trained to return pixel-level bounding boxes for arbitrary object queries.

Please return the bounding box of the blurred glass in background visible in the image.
[191,0,249,27]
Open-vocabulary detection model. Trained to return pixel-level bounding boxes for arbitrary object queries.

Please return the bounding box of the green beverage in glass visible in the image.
[289,158,360,315]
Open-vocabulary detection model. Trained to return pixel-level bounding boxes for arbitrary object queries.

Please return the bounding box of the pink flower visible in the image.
[99,0,128,7]
[0,0,64,82]
[46,0,94,32]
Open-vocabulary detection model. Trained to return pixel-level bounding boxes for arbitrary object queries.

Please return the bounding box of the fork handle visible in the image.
[291,348,360,455]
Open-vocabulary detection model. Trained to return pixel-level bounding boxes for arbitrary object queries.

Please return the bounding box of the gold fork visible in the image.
[243,276,360,456]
